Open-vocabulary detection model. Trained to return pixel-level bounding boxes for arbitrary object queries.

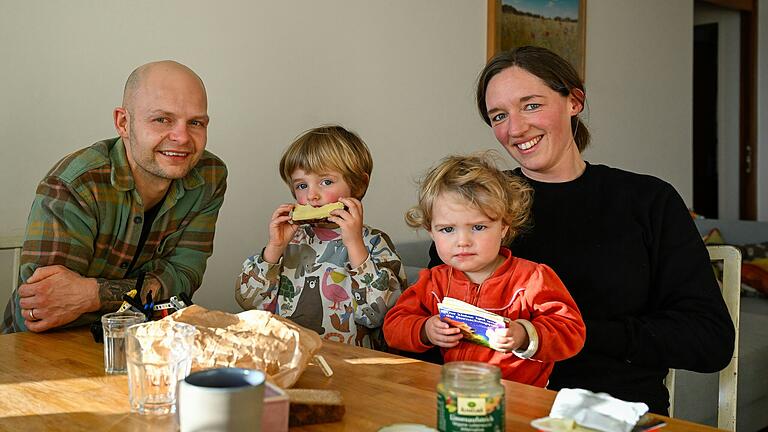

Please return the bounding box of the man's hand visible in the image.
[421,315,463,348]
[328,197,367,267]
[488,322,529,353]
[18,265,99,332]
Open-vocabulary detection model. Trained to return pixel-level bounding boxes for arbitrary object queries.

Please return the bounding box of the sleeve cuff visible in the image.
[350,254,384,288]
[350,253,374,273]
[255,247,283,269]
[513,319,539,359]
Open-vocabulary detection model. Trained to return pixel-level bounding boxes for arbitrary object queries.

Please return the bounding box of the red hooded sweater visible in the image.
[383,248,585,387]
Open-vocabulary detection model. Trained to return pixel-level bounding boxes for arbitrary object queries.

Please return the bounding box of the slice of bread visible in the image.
[286,388,345,426]
[291,202,345,223]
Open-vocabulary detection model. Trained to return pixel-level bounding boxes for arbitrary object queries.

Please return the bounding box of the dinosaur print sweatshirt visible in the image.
[237,224,405,350]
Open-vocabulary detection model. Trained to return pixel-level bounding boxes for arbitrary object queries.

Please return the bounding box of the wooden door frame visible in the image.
[698,0,758,219]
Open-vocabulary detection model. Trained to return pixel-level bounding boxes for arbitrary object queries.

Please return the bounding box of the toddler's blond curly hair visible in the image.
[405,151,532,243]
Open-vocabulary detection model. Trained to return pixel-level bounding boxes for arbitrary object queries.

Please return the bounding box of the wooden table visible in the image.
[0,328,722,431]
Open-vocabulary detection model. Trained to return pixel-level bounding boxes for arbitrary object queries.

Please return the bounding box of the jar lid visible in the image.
[441,361,501,387]
[378,424,438,432]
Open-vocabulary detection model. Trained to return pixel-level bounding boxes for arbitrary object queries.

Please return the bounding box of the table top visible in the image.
[0,327,723,432]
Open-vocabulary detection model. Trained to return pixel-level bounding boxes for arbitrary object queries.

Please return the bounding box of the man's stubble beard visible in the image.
[127,117,191,181]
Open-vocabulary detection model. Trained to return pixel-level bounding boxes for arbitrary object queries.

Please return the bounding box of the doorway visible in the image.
[692,0,758,220]
[693,23,719,218]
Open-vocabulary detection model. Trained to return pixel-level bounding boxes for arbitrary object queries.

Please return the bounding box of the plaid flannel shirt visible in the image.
[2,138,227,333]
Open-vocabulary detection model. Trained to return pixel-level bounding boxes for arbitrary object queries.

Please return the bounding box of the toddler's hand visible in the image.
[421,315,463,348]
[329,197,367,266]
[263,204,299,263]
[488,322,528,353]
[328,197,364,240]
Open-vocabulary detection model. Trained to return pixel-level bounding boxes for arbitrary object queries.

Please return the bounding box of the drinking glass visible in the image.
[125,321,196,415]
[101,311,146,374]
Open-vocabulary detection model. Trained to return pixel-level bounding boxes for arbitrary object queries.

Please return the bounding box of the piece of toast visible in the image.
[291,202,345,224]
[286,388,345,426]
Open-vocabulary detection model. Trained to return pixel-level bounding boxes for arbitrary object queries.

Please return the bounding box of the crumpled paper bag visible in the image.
[533,388,649,432]
[160,305,323,388]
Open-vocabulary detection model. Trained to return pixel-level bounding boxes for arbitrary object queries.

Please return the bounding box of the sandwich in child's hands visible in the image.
[291,202,345,224]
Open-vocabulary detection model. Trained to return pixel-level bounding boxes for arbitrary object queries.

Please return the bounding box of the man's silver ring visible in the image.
[29,308,37,321]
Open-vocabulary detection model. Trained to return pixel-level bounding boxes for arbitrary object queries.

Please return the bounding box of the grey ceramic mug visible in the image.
[178,367,266,432]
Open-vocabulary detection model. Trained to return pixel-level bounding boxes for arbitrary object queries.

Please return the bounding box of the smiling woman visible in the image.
[485,66,584,182]
[432,45,737,415]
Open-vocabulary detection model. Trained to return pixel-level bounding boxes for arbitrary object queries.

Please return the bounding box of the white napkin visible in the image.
[547,388,649,432]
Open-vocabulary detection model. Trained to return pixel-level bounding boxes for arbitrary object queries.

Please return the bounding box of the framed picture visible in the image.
[487,0,586,78]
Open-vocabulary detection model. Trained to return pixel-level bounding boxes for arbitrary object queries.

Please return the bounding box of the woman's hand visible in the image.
[421,315,463,348]
[263,203,299,263]
[328,197,367,267]
[488,322,529,353]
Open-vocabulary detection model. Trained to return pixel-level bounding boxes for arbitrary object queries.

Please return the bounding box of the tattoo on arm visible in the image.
[96,278,136,312]
[95,277,162,312]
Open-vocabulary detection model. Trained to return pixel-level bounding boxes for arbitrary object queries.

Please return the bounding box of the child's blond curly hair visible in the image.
[405,151,532,243]
[279,125,373,199]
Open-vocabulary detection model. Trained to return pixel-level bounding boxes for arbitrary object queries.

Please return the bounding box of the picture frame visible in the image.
[487,0,586,78]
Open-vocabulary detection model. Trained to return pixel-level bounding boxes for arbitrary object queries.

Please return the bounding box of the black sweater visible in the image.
[429,163,734,414]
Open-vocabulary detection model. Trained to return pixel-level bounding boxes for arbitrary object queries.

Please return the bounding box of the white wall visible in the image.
[0,0,698,313]
[694,3,741,220]
[0,1,490,313]
[583,0,694,202]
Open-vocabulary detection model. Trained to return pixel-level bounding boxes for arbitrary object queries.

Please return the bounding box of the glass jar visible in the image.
[436,361,505,432]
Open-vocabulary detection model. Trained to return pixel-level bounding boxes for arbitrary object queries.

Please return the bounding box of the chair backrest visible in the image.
[665,245,741,431]
[0,235,24,293]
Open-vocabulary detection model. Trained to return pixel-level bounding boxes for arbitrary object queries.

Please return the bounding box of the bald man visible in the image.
[2,61,228,333]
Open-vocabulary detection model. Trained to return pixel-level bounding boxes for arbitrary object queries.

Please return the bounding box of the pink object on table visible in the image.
[262,382,289,432]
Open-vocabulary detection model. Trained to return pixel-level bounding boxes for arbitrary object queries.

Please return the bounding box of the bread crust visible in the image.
[286,389,345,426]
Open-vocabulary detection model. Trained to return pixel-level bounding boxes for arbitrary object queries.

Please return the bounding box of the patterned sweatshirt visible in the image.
[236,224,405,349]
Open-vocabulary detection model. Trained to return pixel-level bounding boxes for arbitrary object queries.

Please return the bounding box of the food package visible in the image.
[161,305,323,388]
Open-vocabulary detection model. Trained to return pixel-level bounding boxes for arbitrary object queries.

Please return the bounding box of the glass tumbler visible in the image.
[101,311,146,374]
[125,321,196,415]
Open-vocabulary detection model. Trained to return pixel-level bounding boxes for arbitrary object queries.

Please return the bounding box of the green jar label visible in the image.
[437,391,504,432]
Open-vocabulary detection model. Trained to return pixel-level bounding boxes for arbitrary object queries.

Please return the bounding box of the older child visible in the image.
[383,153,585,386]
[237,125,405,350]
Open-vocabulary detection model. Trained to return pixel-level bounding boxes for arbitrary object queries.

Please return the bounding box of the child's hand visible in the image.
[421,315,463,348]
[488,322,529,353]
[263,203,299,263]
[329,197,367,267]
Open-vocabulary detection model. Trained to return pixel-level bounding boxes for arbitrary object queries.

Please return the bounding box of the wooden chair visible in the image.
[666,245,741,431]
[0,235,24,293]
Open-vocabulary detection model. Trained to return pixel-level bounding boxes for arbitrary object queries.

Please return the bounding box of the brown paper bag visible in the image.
[163,305,323,388]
